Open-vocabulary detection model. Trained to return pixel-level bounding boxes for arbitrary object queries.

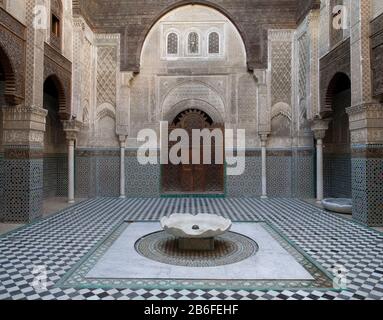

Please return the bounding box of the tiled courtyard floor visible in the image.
[0,197,382,300]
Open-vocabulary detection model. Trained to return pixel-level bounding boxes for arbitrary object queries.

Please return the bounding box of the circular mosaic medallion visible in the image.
[135,231,258,268]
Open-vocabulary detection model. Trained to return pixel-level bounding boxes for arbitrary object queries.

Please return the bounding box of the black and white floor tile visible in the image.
[0,198,382,300]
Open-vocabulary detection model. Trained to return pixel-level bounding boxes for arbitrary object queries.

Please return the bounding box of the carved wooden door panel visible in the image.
[162,109,225,195]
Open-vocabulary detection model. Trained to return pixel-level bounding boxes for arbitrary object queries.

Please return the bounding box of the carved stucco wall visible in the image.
[268,30,294,147]
[127,5,259,147]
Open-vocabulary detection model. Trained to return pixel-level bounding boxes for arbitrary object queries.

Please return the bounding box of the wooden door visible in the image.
[162,109,224,195]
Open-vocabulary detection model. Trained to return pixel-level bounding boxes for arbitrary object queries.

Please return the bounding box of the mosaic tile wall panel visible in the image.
[267,156,292,198]
[75,151,119,198]
[75,154,96,198]
[324,154,352,198]
[226,156,262,197]
[352,156,383,226]
[95,156,120,197]
[291,152,315,199]
[2,158,43,223]
[0,153,4,220]
[43,155,68,199]
[125,155,160,198]
[56,155,68,197]
[74,151,314,199]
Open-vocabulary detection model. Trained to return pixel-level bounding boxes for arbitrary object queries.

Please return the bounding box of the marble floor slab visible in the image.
[86,222,314,281]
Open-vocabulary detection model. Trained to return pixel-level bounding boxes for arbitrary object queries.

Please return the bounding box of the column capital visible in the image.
[259,132,270,146]
[2,105,47,147]
[346,102,383,144]
[310,119,330,140]
[121,71,136,88]
[119,135,127,147]
[253,69,267,85]
[63,119,82,141]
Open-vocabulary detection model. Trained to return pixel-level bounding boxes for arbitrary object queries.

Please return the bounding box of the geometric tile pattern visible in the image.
[292,153,315,199]
[0,198,382,300]
[75,153,120,198]
[125,157,160,198]
[226,156,262,197]
[324,154,352,199]
[74,152,315,199]
[352,156,383,226]
[43,155,68,199]
[96,156,119,197]
[2,157,43,223]
[267,156,292,198]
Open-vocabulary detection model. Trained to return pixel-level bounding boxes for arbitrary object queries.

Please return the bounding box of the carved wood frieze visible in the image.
[44,43,72,118]
[0,7,26,105]
[319,38,350,116]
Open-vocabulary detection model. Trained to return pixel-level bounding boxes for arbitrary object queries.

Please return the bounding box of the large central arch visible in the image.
[136,0,249,70]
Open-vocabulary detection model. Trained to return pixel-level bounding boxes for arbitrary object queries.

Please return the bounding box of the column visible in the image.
[119,135,127,198]
[316,138,324,202]
[311,120,329,203]
[63,120,81,204]
[260,134,269,199]
[67,139,75,204]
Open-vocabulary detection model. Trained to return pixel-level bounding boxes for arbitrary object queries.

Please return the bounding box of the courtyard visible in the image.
[0,197,382,300]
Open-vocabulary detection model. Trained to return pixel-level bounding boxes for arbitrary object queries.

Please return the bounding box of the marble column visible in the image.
[67,139,75,204]
[63,120,81,204]
[260,134,269,199]
[119,135,127,198]
[311,120,329,203]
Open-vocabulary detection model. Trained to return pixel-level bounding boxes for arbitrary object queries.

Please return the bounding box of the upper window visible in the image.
[188,32,199,54]
[51,14,60,37]
[50,0,62,50]
[167,33,178,55]
[208,32,220,54]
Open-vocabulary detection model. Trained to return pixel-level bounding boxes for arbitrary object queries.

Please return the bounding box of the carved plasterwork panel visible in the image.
[269,30,293,108]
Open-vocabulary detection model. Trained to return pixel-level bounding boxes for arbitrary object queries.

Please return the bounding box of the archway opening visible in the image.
[43,76,68,201]
[162,108,225,195]
[323,73,352,199]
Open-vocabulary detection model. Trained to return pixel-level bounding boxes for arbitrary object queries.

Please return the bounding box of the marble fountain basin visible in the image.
[322,198,353,214]
[160,213,232,251]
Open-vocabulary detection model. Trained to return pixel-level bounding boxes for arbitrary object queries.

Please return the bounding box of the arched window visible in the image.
[167,33,178,55]
[188,32,199,54]
[209,32,220,54]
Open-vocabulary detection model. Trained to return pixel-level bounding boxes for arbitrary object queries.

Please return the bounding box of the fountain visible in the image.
[160,213,232,251]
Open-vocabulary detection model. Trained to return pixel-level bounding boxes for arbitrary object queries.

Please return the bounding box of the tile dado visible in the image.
[351,144,383,227]
[75,148,315,199]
